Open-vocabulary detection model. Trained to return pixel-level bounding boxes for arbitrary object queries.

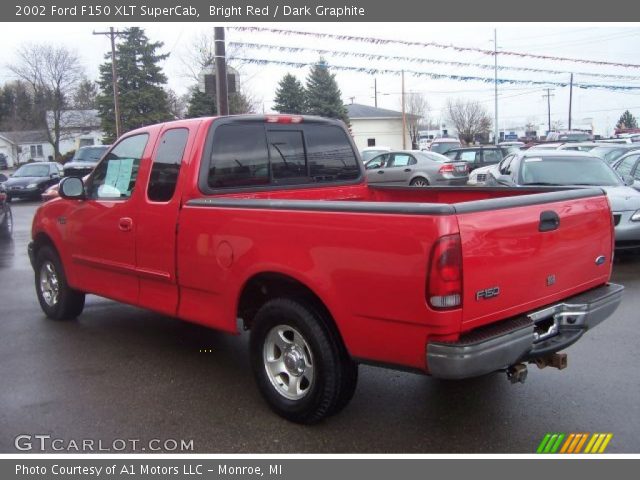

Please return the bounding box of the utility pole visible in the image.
[568,73,574,130]
[494,28,499,145]
[214,27,229,116]
[374,78,378,108]
[542,88,555,134]
[93,27,124,138]
[401,70,406,149]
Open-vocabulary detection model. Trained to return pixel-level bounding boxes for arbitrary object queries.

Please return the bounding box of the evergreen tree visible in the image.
[304,59,348,124]
[97,27,171,142]
[0,81,43,131]
[186,88,216,118]
[273,73,306,114]
[616,110,638,130]
[74,78,99,109]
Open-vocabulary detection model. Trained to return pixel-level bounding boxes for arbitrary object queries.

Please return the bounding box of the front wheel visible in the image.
[410,177,429,187]
[250,298,357,424]
[35,245,85,320]
[0,207,12,237]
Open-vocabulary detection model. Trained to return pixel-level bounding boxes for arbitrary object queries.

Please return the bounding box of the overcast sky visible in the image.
[1,22,639,135]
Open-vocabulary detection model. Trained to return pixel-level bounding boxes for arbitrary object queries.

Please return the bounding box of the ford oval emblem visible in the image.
[595,255,606,266]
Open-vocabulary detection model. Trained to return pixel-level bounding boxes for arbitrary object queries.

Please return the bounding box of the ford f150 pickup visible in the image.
[29,115,623,423]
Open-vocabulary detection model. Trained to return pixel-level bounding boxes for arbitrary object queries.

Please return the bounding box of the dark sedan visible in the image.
[63,145,110,177]
[0,183,12,237]
[4,162,63,202]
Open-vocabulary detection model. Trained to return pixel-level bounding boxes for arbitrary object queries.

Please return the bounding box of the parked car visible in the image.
[3,162,63,201]
[63,145,110,177]
[611,151,640,191]
[29,115,622,423]
[365,150,468,186]
[587,144,640,164]
[0,183,12,237]
[546,131,593,142]
[429,137,461,154]
[0,153,8,170]
[360,146,392,163]
[498,141,524,148]
[527,142,567,150]
[443,146,512,172]
[467,163,500,185]
[486,150,640,250]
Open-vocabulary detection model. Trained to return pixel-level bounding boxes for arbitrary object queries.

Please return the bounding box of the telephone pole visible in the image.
[214,27,229,116]
[493,28,499,145]
[401,70,406,149]
[374,78,378,108]
[568,74,574,130]
[93,27,124,138]
[542,88,555,134]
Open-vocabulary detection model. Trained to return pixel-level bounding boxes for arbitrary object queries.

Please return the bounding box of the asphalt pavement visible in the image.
[1,201,639,453]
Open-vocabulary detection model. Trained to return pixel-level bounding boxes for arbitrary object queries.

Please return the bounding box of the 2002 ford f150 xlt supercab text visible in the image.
[29,115,623,423]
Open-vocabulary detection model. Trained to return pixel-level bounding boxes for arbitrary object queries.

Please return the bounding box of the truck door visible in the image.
[64,133,150,305]
[135,127,192,316]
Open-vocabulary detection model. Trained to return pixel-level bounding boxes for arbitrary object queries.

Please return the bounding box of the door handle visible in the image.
[404,168,411,172]
[539,211,560,232]
[118,217,133,232]
[377,170,385,174]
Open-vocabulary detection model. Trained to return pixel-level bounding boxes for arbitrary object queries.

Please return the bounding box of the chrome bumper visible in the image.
[426,283,624,379]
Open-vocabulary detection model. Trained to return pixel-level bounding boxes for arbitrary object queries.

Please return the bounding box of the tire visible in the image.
[0,207,12,237]
[35,245,85,320]
[250,298,358,424]
[410,177,429,187]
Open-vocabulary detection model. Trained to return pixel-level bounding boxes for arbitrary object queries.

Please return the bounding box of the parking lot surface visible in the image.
[1,201,639,453]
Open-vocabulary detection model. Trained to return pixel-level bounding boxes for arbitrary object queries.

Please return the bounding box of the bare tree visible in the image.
[9,43,84,157]
[404,93,430,149]
[445,98,492,144]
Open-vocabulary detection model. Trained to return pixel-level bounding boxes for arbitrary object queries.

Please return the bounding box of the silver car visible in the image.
[364,150,468,187]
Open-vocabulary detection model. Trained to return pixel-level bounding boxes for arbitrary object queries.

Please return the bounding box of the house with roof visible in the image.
[345,103,415,151]
[0,130,53,168]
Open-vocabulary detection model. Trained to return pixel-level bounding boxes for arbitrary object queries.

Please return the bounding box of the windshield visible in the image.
[519,157,622,186]
[361,150,388,162]
[72,146,109,162]
[589,147,629,164]
[14,164,50,177]
[430,141,460,154]
[417,151,450,163]
[557,133,591,141]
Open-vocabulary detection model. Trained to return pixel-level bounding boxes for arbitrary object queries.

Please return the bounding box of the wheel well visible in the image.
[238,273,341,338]
[32,232,56,257]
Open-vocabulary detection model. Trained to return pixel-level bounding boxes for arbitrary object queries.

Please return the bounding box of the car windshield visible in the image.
[555,133,592,141]
[589,147,629,164]
[14,164,50,177]
[430,142,460,154]
[417,152,449,163]
[361,150,388,162]
[519,157,622,186]
[72,146,109,162]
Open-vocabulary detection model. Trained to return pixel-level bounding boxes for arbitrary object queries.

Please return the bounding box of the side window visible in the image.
[268,130,307,180]
[147,128,189,202]
[366,154,388,170]
[388,154,413,167]
[460,151,478,162]
[616,155,637,176]
[208,124,269,188]
[483,149,502,163]
[499,154,515,175]
[306,125,359,181]
[88,134,148,200]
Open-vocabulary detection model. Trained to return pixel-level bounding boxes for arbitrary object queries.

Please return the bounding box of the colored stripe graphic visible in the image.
[538,433,613,454]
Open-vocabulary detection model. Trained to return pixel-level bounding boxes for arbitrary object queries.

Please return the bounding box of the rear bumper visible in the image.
[426,283,624,379]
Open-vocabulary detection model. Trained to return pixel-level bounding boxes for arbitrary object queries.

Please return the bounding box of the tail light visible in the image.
[265,115,303,124]
[438,163,456,174]
[427,234,463,309]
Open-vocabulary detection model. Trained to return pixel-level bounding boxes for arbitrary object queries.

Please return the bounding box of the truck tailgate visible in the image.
[456,193,613,330]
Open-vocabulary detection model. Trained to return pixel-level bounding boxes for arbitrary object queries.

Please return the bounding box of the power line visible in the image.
[231,27,640,69]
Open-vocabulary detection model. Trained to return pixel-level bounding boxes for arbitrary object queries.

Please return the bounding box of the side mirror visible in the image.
[622,174,635,187]
[59,176,85,200]
[50,173,59,179]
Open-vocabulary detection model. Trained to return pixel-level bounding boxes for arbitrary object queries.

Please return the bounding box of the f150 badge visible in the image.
[476,287,500,301]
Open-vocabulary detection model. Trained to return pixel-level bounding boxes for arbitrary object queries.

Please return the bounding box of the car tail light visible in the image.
[265,115,303,124]
[438,163,456,174]
[0,192,5,201]
[427,234,463,309]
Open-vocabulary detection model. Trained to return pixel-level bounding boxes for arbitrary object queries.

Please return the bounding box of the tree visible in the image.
[8,43,84,157]
[305,59,349,124]
[0,81,41,131]
[445,98,491,144]
[274,74,306,114]
[617,110,638,130]
[97,27,171,142]
[166,88,187,119]
[73,78,99,109]
[185,87,216,118]
[405,93,430,149]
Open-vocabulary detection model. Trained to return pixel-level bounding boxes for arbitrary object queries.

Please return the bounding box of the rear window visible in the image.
[519,157,621,186]
[430,141,460,154]
[206,121,359,190]
[73,146,109,162]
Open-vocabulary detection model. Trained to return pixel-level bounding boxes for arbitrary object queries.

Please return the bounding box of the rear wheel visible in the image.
[250,298,357,424]
[0,207,12,237]
[35,245,85,320]
[410,177,429,187]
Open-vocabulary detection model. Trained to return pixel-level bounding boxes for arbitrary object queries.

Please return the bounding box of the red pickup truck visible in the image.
[30,115,623,423]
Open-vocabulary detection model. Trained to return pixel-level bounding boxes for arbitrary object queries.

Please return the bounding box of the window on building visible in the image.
[30,145,44,158]
[367,138,376,147]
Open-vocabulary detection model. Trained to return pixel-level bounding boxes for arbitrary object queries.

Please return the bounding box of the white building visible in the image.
[346,104,414,151]
[0,130,53,167]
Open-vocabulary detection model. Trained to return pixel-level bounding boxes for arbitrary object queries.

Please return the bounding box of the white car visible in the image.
[467,164,498,185]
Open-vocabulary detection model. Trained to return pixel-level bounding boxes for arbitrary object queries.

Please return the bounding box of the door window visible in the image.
[365,154,389,170]
[460,151,479,162]
[148,128,188,202]
[388,154,415,167]
[87,134,149,200]
[616,155,638,177]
